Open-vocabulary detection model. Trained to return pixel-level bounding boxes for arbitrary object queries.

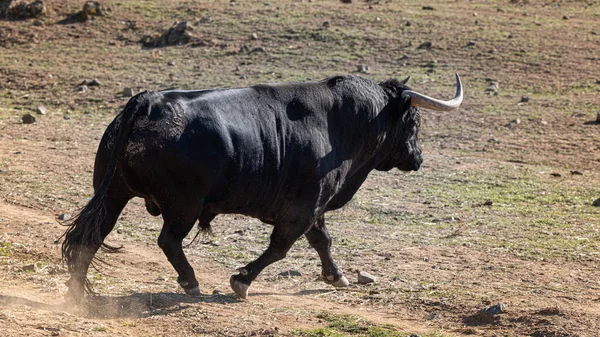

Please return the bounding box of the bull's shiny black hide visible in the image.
[62,75,423,299]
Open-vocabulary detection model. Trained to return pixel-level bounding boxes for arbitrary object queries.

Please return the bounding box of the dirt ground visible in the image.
[1,0,600,336]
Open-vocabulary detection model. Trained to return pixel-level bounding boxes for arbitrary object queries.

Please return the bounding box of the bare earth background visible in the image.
[1,0,600,336]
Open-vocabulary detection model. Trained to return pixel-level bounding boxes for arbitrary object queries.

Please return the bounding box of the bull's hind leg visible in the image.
[305,216,349,288]
[230,223,307,299]
[64,196,129,302]
[158,205,203,296]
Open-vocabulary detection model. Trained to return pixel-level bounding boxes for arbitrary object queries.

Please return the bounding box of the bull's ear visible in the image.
[400,76,410,85]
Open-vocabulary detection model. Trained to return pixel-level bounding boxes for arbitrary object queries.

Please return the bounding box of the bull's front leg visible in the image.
[230,224,307,299]
[304,216,348,288]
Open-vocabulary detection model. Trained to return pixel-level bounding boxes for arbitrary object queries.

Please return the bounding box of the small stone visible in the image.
[357,64,369,73]
[251,33,258,40]
[540,120,548,125]
[36,105,47,115]
[357,271,376,284]
[77,85,88,92]
[593,198,600,207]
[481,303,505,315]
[485,82,499,94]
[199,16,212,23]
[466,41,476,47]
[63,115,71,120]
[22,264,36,272]
[570,170,583,175]
[33,19,44,26]
[550,173,562,177]
[422,6,434,10]
[278,269,302,277]
[212,289,223,295]
[88,78,101,86]
[168,61,175,66]
[520,95,529,103]
[596,112,600,123]
[123,87,135,97]
[340,0,352,3]
[417,41,432,49]
[22,114,36,124]
[483,200,493,206]
[249,46,267,53]
[405,21,411,26]
[563,15,569,20]
[58,213,72,221]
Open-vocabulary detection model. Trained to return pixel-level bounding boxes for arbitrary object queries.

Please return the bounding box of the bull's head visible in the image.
[377,74,463,172]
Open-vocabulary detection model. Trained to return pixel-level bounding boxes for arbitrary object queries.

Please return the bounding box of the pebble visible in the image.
[36,105,47,115]
[88,78,101,86]
[251,33,258,40]
[357,64,369,73]
[278,269,302,277]
[123,87,135,97]
[417,41,432,49]
[520,95,529,103]
[58,213,72,221]
[467,41,476,47]
[593,198,600,207]
[357,271,376,284]
[22,113,36,124]
[596,111,600,123]
[481,303,505,315]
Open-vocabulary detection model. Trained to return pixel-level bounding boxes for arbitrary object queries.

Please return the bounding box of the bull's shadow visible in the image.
[0,291,241,319]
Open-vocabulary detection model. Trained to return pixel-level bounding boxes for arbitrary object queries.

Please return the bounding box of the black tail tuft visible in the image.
[59,91,152,294]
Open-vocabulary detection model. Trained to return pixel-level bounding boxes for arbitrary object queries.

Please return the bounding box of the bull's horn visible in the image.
[401,73,463,111]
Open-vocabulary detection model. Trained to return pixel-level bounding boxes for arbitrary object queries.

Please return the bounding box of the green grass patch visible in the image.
[293,312,451,337]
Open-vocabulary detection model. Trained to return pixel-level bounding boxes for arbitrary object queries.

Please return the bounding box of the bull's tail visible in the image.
[60,92,152,293]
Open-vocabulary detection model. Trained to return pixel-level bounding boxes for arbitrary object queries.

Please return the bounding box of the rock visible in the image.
[58,213,72,221]
[550,172,561,177]
[249,46,267,53]
[251,33,258,40]
[340,0,352,3]
[77,85,87,92]
[123,87,136,97]
[145,21,195,47]
[33,19,43,26]
[278,269,302,277]
[481,303,505,315]
[212,289,223,295]
[520,95,529,103]
[483,200,493,206]
[167,60,175,66]
[485,82,499,94]
[7,0,45,19]
[570,170,583,175]
[80,1,103,21]
[22,264,36,272]
[593,198,600,207]
[199,16,212,23]
[417,41,432,49]
[322,21,330,28]
[88,78,101,86]
[36,105,47,115]
[357,271,376,284]
[422,6,434,10]
[63,115,70,120]
[22,113,36,124]
[357,64,369,73]
[466,41,476,47]
[596,111,600,123]
[563,15,569,20]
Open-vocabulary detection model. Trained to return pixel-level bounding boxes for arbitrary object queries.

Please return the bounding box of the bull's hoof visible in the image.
[229,275,249,299]
[324,275,349,288]
[184,286,201,297]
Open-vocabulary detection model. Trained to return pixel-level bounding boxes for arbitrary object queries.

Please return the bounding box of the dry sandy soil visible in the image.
[1,0,600,336]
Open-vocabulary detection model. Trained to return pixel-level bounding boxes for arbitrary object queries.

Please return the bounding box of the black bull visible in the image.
[61,74,463,300]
